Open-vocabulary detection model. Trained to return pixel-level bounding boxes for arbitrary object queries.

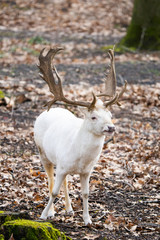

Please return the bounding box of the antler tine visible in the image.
[97,46,127,107]
[104,93,118,108]
[116,80,127,106]
[118,80,127,99]
[97,46,116,98]
[38,47,96,111]
[38,47,65,110]
[104,80,127,108]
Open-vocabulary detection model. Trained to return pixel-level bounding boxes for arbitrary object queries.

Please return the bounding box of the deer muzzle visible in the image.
[103,125,115,135]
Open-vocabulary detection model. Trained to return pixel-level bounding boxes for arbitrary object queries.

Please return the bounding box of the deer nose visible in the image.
[108,126,115,133]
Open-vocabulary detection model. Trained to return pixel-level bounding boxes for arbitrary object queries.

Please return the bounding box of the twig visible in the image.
[138,223,160,230]
[139,200,160,204]
[104,137,113,145]
[97,213,107,221]
[9,171,15,180]
[138,26,147,50]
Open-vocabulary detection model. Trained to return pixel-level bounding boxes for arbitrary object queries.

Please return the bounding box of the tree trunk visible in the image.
[120,0,160,50]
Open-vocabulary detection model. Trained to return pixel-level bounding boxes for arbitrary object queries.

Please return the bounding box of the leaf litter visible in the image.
[0,0,160,239]
[0,81,159,239]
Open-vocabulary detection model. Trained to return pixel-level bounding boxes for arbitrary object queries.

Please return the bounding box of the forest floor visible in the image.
[0,0,160,239]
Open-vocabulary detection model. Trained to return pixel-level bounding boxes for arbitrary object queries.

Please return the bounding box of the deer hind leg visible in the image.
[63,176,74,214]
[40,169,65,220]
[43,162,55,217]
[38,146,55,217]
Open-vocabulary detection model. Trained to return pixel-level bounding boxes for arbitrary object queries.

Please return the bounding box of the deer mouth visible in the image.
[103,128,115,135]
[103,130,113,135]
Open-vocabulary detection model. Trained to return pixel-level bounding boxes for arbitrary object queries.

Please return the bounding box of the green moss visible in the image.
[3,219,70,240]
[100,45,136,54]
[0,234,4,240]
[0,212,11,225]
[0,211,26,225]
[4,216,12,223]
[119,0,160,50]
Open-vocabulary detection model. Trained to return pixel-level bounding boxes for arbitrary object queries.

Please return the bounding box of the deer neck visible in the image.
[75,119,105,160]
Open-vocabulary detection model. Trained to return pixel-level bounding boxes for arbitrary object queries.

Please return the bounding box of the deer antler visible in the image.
[97,46,127,107]
[38,47,96,111]
[98,47,116,98]
[104,80,127,107]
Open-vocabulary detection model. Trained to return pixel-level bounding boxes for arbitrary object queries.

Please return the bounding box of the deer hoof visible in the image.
[39,214,47,220]
[84,217,92,226]
[48,209,55,218]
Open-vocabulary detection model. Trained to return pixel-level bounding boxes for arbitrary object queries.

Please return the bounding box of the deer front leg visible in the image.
[40,171,65,220]
[63,177,74,214]
[80,173,92,226]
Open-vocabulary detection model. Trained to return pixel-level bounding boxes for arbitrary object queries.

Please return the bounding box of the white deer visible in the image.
[34,47,127,225]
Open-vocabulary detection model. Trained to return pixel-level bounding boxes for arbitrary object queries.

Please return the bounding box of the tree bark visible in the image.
[120,0,160,50]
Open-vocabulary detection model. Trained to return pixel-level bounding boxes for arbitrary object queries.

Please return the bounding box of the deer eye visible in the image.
[91,116,97,120]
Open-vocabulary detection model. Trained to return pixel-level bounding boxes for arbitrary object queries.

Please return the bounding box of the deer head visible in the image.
[38,47,127,111]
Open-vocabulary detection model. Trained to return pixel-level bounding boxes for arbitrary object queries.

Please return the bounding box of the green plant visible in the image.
[0,90,5,99]
[28,36,48,45]
[22,47,39,56]
[100,44,136,53]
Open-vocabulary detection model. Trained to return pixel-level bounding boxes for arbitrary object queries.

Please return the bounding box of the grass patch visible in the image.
[22,47,39,56]
[100,45,136,53]
[28,36,48,45]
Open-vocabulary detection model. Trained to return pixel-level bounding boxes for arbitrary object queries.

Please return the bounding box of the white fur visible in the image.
[34,99,115,225]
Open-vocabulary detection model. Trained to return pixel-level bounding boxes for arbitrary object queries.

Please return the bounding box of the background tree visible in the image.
[120,0,160,50]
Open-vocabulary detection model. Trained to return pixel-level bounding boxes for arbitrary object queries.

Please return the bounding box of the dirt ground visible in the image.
[0,0,160,239]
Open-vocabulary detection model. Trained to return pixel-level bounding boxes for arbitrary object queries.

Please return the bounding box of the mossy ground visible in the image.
[0,211,30,226]
[0,234,4,240]
[3,219,70,240]
[0,212,70,240]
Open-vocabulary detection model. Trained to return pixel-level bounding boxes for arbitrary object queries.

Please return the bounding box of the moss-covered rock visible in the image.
[0,234,4,240]
[0,211,30,225]
[3,219,71,240]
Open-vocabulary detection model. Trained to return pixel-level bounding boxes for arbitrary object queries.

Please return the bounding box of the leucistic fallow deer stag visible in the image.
[34,47,127,225]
